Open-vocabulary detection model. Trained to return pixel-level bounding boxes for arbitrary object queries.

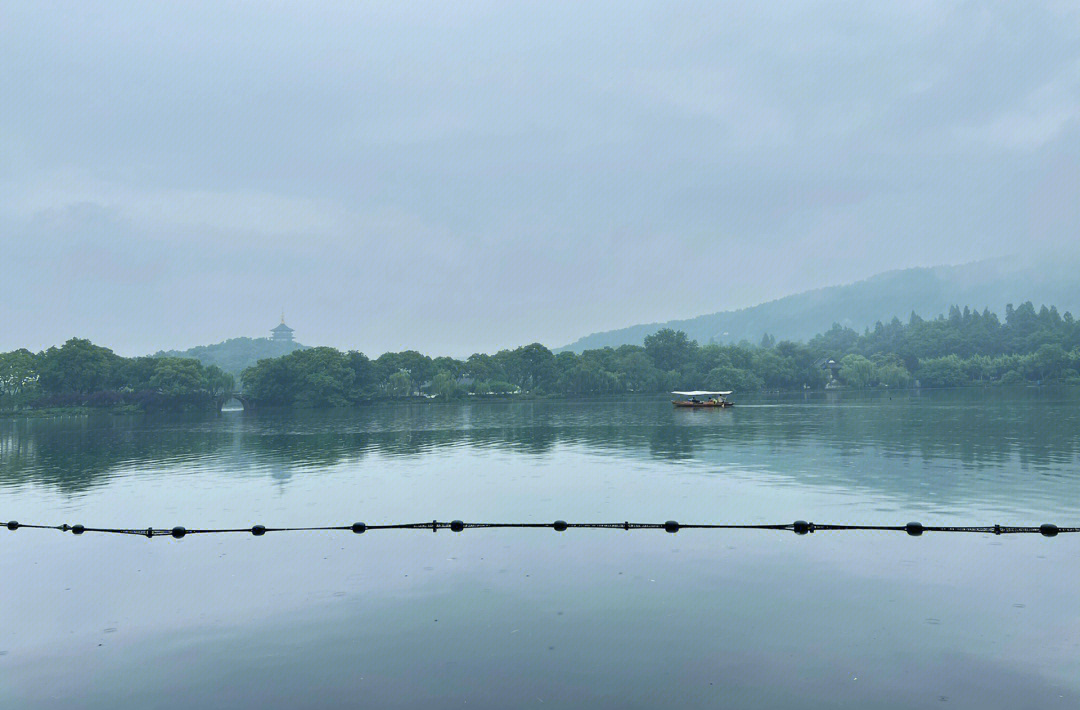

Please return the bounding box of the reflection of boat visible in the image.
[671,390,734,408]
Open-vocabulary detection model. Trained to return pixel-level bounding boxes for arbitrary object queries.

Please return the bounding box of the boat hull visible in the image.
[672,400,733,408]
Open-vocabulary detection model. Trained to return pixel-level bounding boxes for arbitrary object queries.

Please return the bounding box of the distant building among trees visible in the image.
[152,316,307,376]
[271,315,295,342]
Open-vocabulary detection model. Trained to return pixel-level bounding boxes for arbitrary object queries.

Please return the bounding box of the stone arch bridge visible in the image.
[216,393,253,411]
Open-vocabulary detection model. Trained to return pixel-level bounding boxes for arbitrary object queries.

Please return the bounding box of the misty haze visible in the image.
[2,3,1079,710]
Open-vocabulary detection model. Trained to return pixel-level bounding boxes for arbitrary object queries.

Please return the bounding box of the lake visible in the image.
[2,389,1079,709]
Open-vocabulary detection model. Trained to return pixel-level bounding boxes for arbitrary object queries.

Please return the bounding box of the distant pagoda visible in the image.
[271,313,295,342]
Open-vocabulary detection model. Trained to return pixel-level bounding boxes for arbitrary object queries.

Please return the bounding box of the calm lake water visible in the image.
[2,389,1079,709]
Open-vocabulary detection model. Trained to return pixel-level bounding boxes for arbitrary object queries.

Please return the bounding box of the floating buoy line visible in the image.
[2,519,1076,539]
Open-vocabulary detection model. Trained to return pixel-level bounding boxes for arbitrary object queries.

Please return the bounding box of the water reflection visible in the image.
[3,389,1080,710]
[2,388,1080,516]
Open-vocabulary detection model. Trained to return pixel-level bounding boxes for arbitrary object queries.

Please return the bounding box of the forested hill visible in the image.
[559,256,1080,351]
[155,337,308,377]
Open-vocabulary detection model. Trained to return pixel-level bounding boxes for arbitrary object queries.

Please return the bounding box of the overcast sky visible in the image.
[2,1,1078,356]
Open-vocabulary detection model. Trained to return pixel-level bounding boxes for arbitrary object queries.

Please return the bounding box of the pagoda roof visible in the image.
[272,322,294,332]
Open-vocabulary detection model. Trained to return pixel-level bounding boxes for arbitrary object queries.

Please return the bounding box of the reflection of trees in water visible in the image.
[1,414,233,493]
[673,391,1080,512]
[751,393,1080,471]
[3,392,1079,503]
[648,427,698,460]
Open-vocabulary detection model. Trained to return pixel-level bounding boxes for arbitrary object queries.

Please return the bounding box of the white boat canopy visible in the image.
[671,390,732,397]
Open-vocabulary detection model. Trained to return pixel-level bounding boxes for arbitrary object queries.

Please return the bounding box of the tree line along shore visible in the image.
[3,301,1080,413]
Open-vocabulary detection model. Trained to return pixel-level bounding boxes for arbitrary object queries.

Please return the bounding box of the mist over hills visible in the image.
[559,255,1080,352]
[155,337,308,377]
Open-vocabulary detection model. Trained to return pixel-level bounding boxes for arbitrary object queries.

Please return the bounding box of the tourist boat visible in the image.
[671,390,734,408]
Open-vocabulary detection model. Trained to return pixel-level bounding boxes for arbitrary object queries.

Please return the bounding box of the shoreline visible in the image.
[4,383,1077,421]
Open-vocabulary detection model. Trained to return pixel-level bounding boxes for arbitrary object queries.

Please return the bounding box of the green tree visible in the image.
[465,353,500,382]
[387,370,413,397]
[346,351,378,400]
[875,363,911,388]
[293,347,354,407]
[644,329,697,372]
[705,365,762,393]
[149,358,206,397]
[1032,344,1068,381]
[488,345,549,391]
[375,351,432,388]
[619,350,660,392]
[838,354,876,388]
[37,338,122,394]
[916,355,966,388]
[0,349,40,408]
[430,371,463,399]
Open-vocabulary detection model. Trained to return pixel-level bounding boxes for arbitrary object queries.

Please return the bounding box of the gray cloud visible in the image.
[1,1,1078,356]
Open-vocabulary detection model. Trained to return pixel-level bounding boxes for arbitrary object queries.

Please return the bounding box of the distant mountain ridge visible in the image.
[559,255,1080,351]
[155,337,309,376]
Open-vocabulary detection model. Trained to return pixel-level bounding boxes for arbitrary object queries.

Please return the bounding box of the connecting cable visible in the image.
[3,519,1075,538]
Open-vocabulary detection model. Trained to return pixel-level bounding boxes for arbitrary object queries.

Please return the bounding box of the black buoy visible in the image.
[171,526,186,539]
[72,524,85,535]
[905,522,924,537]
[553,520,568,532]
[1040,523,1059,538]
[351,522,366,534]
[251,524,266,536]
[664,520,680,533]
[450,520,465,532]
[792,520,810,535]
[5,521,18,531]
